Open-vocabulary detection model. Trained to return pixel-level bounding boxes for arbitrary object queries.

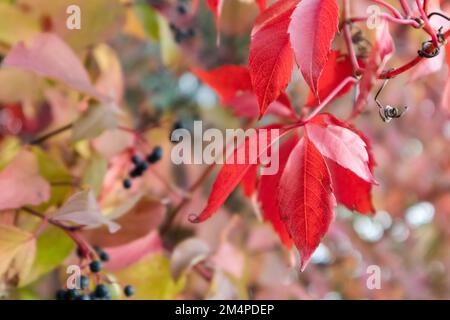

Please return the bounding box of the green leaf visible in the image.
[157,14,181,67]
[31,147,72,209]
[134,2,159,40]
[115,254,185,299]
[0,137,21,170]
[17,0,125,51]
[71,104,118,142]
[0,3,39,46]
[22,225,74,286]
[82,153,107,196]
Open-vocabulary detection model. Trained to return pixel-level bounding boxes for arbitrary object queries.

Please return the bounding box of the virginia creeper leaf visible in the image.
[288,0,339,95]
[249,0,297,116]
[278,136,335,270]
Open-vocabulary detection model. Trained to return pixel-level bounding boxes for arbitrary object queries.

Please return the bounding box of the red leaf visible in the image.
[288,0,339,95]
[306,51,355,106]
[255,0,267,12]
[195,66,296,119]
[258,135,299,247]
[240,165,258,197]
[248,0,297,116]
[308,113,376,213]
[192,65,252,103]
[191,127,285,223]
[206,0,225,43]
[306,113,375,183]
[278,136,335,270]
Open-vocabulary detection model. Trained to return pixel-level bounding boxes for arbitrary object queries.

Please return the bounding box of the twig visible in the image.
[305,77,358,121]
[370,0,403,19]
[399,0,413,17]
[343,0,362,75]
[29,123,73,145]
[415,0,439,46]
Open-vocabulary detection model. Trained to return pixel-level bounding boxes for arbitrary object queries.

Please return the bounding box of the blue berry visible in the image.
[55,289,67,300]
[94,284,110,299]
[89,260,102,273]
[123,179,132,189]
[147,146,163,163]
[124,285,135,297]
[80,275,90,290]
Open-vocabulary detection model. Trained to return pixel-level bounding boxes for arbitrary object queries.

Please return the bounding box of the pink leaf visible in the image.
[2,33,108,103]
[104,231,162,271]
[376,20,395,62]
[288,0,339,95]
[0,150,50,210]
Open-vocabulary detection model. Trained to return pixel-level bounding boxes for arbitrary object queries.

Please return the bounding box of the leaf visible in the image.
[83,197,165,247]
[0,2,39,46]
[104,231,163,271]
[53,190,120,233]
[192,65,252,103]
[255,0,267,11]
[22,225,74,286]
[17,0,125,51]
[92,129,134,159]
[278,136,335,270]
[442,44,450,114]
[194,66,295,119]
[191,128,285,223]
[0,224,36,282]
[157,13,181,67]
[240,165,258,197]
[376,20,394,63]
[0,150,50,210]
[71,104,118,142]
[306,51,355,107]
[258,136,299,247]
[206,0,225,43]
[114,254,185,300]
[288,0,339,95]
[170,238,210,280]
[81,153,107,196]
[248,0,297,116]
[3,33,108,102]
[306,114,375,183]
[31,146,72,209]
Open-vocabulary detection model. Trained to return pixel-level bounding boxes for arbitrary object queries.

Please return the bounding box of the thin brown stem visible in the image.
[30,123,73,145]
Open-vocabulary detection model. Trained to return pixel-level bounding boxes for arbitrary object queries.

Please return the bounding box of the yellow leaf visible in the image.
[0,224,36,284]
[0,3,39,46]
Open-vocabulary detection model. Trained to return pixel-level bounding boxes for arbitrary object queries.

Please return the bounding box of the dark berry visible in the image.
[176,4,187,15]
[76,294,91,300]
[129,168,143,178]
[174,30,184,43]
[94,284,110,299]
[99,251,109,262]
[89,260,102,273]
[67,288,79,300]
[131,155,142,165]
[55,289,67,300]
[147,146,163,163]
[124,285,135,297]
[173,120,183,131]
[80,275,90,290]
[123,179,132,189]
[76,247,84,258]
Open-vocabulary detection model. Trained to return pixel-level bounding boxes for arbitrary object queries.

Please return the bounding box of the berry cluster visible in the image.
[123,146,163,189]
[55,246,135,300]
[170,23,195,44]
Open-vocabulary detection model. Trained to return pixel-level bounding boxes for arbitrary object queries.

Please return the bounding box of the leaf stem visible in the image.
[343,0,362,75]
[398,0,413,17]
[415,0,439,46]
[29,123,73,145]
[370,0,403,19]
[380,29,450,79]
[348,13,420,27]
[305,77,358,121]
